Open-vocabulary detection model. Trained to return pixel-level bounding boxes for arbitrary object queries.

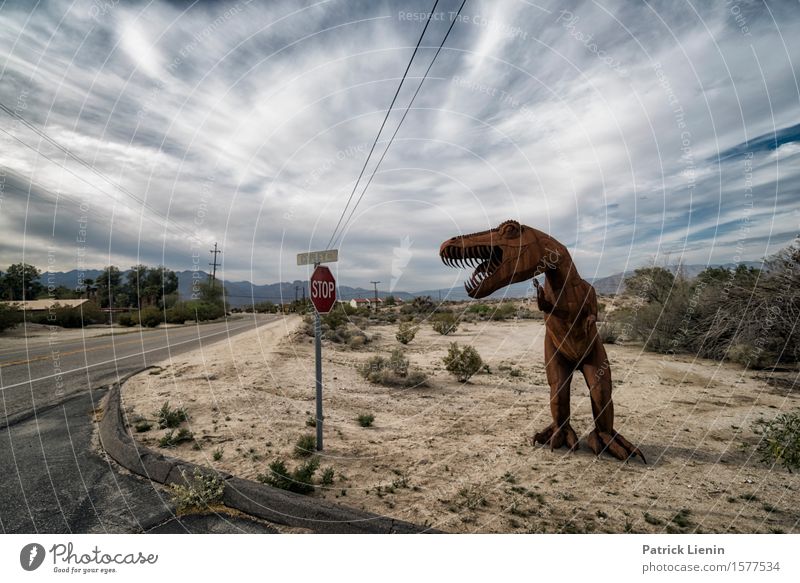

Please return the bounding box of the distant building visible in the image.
[1,299,90,312]
[349,298,383,309]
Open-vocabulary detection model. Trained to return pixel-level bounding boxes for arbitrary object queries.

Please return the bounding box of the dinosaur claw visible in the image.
[588,429,646,464]
[531,422,579,454]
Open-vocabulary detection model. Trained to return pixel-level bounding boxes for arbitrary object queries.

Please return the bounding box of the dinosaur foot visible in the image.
[587,429,647,464]
[531,422,579,452]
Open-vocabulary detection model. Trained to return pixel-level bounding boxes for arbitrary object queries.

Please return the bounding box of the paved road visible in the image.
[0,316,277,427]
[0,315,282,533]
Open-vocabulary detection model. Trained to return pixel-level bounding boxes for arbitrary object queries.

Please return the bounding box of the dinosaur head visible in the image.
[440,220,562,298]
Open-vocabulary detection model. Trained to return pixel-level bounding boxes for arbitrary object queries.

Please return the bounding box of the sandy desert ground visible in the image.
[122,312,800,533]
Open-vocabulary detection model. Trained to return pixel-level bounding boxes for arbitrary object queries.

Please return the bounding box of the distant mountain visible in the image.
[37,269,103,289]
[35,261,766,307]
[173,271,417,308]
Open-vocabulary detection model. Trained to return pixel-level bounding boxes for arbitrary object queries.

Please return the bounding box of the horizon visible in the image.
[12,256,773,297]
[1,1,799,291]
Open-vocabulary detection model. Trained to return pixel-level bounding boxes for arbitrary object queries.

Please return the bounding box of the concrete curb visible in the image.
[100,376,440,534]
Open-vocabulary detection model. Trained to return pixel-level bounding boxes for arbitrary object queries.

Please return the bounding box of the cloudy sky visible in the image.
[1,0,798,292]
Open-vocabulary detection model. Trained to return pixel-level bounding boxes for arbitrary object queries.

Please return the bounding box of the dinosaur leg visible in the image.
[581,343,646,463]
[532,335,579,451]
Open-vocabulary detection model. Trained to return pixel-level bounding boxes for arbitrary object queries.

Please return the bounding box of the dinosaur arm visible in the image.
[535,293,571,319]
[534,279,557,314]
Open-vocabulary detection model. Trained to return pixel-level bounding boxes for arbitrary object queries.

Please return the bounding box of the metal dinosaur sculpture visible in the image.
[440,220,646,463]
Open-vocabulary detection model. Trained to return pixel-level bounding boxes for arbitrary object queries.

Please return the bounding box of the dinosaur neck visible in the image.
[537,233,581,293]
[545,259,579,292]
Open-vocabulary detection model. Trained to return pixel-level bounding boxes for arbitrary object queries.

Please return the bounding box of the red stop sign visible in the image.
[310,265,336,313]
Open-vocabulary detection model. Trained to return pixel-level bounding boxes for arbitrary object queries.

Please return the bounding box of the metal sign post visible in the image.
[314,306,323,451]
[301,252,337,452]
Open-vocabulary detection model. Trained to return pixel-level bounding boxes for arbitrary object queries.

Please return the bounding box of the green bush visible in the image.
[389,349,409,377]
[157,401,188,428]
[158,427,193,448]
[186,301,224,322]
[51,304,87,327]
[489,302,517,321]
[301,303,357,344]
[399,295,435,317]
[751,411,800,472]
[170,469,225,512]
[137,306,162,328]
[257,457,319,494]
[597,321,618,344]
[611,246,800,366]
[23,302,105,328]
[443,342,483,382]
[253,301,278,313]
[396,322,419,344]
[357,413,375,427]
[432,312,459,335]
[166,302,192,324]
[321,467,335,486]
[294,434,317,457]
[348,332,369,349]
[357,350,427,388]
[0,303,23,332]
[117,312,136,327]
[467,303,490,316]
[134,420,152,433]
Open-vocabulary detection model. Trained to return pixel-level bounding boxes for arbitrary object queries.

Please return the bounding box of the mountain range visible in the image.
[35,261,764,308]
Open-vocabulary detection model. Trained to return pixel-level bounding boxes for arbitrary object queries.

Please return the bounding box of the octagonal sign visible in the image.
[310,265,336,314]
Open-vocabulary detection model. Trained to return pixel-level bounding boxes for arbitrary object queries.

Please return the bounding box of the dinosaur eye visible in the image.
[500,221,520,237]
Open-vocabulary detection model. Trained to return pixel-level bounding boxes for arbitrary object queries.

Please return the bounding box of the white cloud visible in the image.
[0,0,798,290]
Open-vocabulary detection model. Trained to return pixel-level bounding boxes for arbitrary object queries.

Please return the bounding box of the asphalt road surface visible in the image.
[0,315,281,533]
[0,316,277,426]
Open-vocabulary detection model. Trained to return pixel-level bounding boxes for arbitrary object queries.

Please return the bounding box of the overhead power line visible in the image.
[0,102,199,240]
[325,0,441,250]
[330,0,468,248]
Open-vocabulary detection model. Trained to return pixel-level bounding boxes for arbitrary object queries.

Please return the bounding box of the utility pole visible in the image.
[370,280,381,312]
[209,242,222,286]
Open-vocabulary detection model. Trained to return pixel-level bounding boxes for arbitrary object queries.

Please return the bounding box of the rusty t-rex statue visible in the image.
[440,220,646,462]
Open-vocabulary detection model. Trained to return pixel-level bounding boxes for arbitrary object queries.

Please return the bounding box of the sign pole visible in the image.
[298,251,337,452]
[314,274,323,451]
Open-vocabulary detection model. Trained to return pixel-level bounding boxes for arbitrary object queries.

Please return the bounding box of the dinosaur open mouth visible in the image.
[440,244,503,294]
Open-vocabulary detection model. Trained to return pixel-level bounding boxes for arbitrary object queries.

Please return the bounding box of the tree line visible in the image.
[0,262,227,330]
[607,237,800,368]
[0,262,182,309]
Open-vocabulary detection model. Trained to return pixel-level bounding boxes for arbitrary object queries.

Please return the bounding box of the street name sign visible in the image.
[297,249,338,266]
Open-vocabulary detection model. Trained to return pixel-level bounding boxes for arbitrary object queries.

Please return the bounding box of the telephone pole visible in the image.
[370,280,381,311]
[209,243,222,286]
